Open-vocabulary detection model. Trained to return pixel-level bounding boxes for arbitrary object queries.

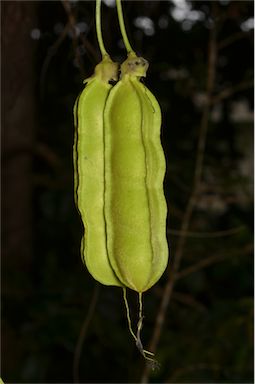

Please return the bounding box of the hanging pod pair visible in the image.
[73,0,168,364]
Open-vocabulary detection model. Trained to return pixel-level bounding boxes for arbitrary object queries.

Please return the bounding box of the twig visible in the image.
[73,283,100,383]
[169,173,191,193]
[211,79,253,105]
[61,0,85,77]
[167,362,222,383]
[140,15,217,384]
[35,142,62,169]
[40,21,70,100]
[167,225,244,238]
[218,30,251,50]
[176,243,252,281]
[79,32,101,64]
[172,292,207,313]
[61,0,100,72]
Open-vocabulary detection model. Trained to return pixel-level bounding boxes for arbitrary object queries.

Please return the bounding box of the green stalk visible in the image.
[116,0,134,54]
[96,0,108,57]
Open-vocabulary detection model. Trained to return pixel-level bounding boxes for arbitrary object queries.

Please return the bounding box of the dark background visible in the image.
[1,1,253,383]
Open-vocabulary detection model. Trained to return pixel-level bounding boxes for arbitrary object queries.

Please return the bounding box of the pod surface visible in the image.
[132,80,169,290]
[104,56,168,292]
[73,58,122,287]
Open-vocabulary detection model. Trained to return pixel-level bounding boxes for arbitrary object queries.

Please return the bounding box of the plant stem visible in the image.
[116,0,134,53]
[96,0,107,57]
[73,284,100,383]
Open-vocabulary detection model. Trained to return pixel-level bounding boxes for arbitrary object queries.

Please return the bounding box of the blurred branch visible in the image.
[73,283,100,384]
[79,32,100,64]
[169,173,191,193]
[172,292,207,313]
[218,30,252,50]
[140,13,218,384]
[41,0,101,99]
[35,142,62,169]
[176,243,252,280]
[167,363,222,383]
[61,0,99,75]
[168,205,186,221]
[32,175,70,189]
[211,79,253,105]
[168,225,245,238]
[61,0,85,76]
[40,21,70,100]
[2,140,61,170]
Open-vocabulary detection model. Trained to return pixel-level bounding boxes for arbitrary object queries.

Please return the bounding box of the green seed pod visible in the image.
[104,52,168,293]
[73,55,122,287]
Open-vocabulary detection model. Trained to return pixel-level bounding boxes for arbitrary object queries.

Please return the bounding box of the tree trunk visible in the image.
[1,1,37,378]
